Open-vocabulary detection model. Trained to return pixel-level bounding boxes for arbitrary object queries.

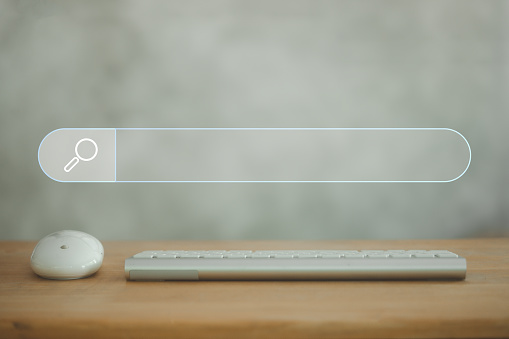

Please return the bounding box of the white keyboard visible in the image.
[125,249,466,281]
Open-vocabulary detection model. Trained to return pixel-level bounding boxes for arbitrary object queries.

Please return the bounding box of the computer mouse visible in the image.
[30,230,104,280]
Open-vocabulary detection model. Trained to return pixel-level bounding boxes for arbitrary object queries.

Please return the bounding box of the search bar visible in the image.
[38,128,471,183]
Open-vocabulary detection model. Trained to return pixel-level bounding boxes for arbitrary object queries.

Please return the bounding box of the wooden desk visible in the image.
[1,238,508,338]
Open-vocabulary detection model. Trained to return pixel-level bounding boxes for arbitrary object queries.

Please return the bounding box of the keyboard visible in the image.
[125,249,466,281]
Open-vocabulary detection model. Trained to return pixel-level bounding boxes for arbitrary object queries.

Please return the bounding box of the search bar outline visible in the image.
[38,127,471,183]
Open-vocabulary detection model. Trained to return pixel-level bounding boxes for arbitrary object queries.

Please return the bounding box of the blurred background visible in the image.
[0,0,508,240]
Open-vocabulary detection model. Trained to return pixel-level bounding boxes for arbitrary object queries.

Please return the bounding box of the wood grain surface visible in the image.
[1,238,508,339]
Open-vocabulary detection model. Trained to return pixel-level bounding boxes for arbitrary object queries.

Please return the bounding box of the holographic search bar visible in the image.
[38,128,470,183]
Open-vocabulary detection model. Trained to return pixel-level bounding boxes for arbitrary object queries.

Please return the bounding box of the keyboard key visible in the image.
[366,253,391,258]
[344,253,366,258]
[389,253,412,258]
[435,252,459,258]
[412,253,437,258]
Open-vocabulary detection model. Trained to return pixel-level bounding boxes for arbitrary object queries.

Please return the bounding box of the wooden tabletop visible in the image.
[1,238,508,339]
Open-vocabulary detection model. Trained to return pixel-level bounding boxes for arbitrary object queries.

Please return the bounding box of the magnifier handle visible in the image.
[64,157,79,172]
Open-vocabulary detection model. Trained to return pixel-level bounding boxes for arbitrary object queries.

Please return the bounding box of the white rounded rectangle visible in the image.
[38,128,470,183]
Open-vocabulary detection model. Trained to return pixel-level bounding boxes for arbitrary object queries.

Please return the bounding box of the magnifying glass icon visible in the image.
[63,138,99,173]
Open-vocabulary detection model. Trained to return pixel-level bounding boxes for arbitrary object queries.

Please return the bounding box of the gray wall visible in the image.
[1,0,508,240]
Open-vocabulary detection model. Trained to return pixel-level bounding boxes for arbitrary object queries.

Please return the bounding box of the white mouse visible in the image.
[30,230,104,280]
